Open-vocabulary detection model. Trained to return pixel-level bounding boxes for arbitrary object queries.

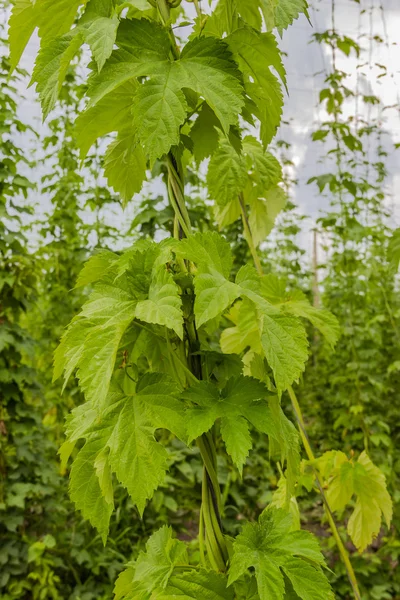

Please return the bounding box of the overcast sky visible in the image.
[11,0,400,255]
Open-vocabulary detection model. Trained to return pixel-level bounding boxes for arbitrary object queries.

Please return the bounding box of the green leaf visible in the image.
[190,103,221,163]
[76,375,184,517]
[135,267,184,339]
[248,186,287,246]
[243,136,282,189]
[70,438,114,543]
[87,19,171,107]
[282,558,334,600]
[75,250,117,288]
[160,570,234,599]
[243,292,309,394]
[177,37,244,134]
[132,71,189,163]
[134,526,188,590]
[227,26,284,146]
[176,231,233,278]
[55,262,138,405]
[260,278,341,348]
[37,0,89,41]
[228,508,332,600]
[82,14,120,71]
[104,131,147,203]
[31,31,83,118]
[88,23,243,161]
[266,0,310,36]
[319,450,392,552]
[75,80,137,158]
[193,272,238,327]
[207,138,247,207]
[9,0,37,70]
[183,376,291,474]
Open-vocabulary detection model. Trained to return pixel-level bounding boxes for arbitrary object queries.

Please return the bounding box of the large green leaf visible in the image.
[9,0,38,70]
[89,25,244,161]
[70,438,114,543]
[104,131,147,203]
[227,26,284,146]
[183,377,298,477]
[37,0,89,40]
[176,231,233,278]
[87,19,171,106]
[132,71,189,163]
[69,375,185,523]
[31,30,83,118]
[115,529,233,599]
[193,272,238,327]
[75,80,137,158]
[260,276,341,348]
[241,291,309,394]
[135,266,184,339]
[228,509,332,600]
[207,137,247,207]
[55,241,182,406]
[83,14,120,71]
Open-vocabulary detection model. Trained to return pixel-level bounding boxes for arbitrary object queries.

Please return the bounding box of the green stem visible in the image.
[239,199,361,600]
[288,387,362,600]
[238,193,263,275]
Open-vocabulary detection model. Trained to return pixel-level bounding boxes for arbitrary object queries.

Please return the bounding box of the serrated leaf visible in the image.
[242,291,309,393]
[183,376,290,474]
[318,450,392,552]
[177,37,244,134]
[282,558,334,600]
[83,14,120,71]
[207,137,247,207]
[37,0,89,41]
[75,250,117,288]
[176,231,233,278]
[75,80,137,158]
[70,438,114,543]
[160,570,234,599]
[80,375,184,516]
[134,526,188,590]
[193,272,239,327]
[77,322,132,407]
[190,103,221,163]
[261,0,309,36]
[31,31,83,118]
[259,278,341,348]
[104,131,147,203]
[87,19,171,106]
[220,299,261,356]
[9,0,37,70]
[132,71,188,163]
[135,267,184,339]
[227,26,284,146]
[228,509,331,600]
[248,186,287,246]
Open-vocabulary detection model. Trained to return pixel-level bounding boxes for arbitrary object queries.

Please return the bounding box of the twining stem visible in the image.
[156,3,228,569]
[238,200,362,600]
